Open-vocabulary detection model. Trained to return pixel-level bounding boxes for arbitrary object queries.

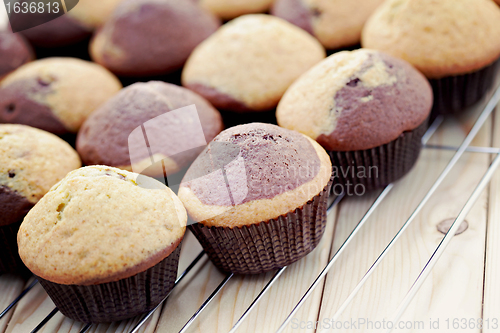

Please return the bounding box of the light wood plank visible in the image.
[483,105,500,333]
[0,274,29,333]
[313,106,491,333]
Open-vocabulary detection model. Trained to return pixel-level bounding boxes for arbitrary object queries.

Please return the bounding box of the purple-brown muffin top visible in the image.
[77,81,224,177]
[277,49,433,151]
[178,123,332,228]
[0,32,32,79]
[90,0,220,76]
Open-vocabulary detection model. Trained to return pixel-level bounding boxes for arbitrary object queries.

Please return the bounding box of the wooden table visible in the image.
[2,99,500,333]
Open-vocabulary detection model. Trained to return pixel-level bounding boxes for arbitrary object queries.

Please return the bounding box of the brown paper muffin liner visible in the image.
[189,179,333,275]
[328,119,428,195]
[37,243,182,323]
[430,57,500,116]
[0,220,27,273]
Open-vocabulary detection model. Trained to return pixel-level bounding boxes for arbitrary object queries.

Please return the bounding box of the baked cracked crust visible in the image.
[18,166,187,285]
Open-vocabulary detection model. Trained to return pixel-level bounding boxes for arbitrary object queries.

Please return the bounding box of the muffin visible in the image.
[18,166,187,323]
[0,124,81,272]
[77,81,224,178]
[196,0,274,20]
[9,0,124,47]
[90,0,220,77]
[0,57,122,135]
[362,0,500,115]
[182,14,326,113]
[271,0,384,50]
[277,49,432,194]
[0,32,33,80]
[178,123,332,274]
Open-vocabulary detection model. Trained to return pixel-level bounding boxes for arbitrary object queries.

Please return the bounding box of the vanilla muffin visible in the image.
[277,49,432,193]
[67,0,126,29]
[77,81,224,178]
[179,123,332,274]
[197,0,274,20]
[18,166,187,322]
[182,14,326,113]
[0,32,33,80]
[0,58,122,134]
[90,0,220,77]
[272,0,384,50]
[0,124,80,272]
[362,0,500,115]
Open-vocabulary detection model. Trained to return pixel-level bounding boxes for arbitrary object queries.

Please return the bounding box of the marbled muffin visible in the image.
[362,0,500,115]
[197,0,274,20]
[277,49,433,193]
[0,124,80,272]
[11,0,123,47]
[0,32,33,80]
[90,0,220,77]
[272,0,384,50]
[0,57,122,135]
[77,81,224,178]
[179,123,332,274]
[182,14,325,112]
[18,166,187,322]
[183,14,326,113]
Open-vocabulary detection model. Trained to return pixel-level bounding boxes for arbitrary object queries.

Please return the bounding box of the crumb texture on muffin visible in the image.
[18,166,187,285]
[182,14,326,112]
[272,0,384,49]
[0,124,81,224]
[362,0,500,78]
[77,81,223,176]
[0,58,122,133]
[178,123,332,228]
[90,0,220,76]
[277,49,432,151]
[198,0,274,20]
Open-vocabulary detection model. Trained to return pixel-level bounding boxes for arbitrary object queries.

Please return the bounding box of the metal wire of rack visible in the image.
[1,84,500,333]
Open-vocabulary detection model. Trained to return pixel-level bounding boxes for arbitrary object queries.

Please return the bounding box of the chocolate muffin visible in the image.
[197,0,275,20]
[0,31,33,80]
[90,0,220,77]
[178,123,332,274]
[277,49,433,194]
[77,81,224,178]
[182,14,326,112]
[18,166,187,322]
[0,124,81,272]
[362,0,500,115]
[271,0,384,50]
[0,57,122,135]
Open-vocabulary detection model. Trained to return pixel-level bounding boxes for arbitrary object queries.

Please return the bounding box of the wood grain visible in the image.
[315,106,491,333]
[483,105,500,333]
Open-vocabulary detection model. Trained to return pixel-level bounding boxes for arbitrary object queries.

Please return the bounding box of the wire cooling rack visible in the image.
[1,84,500,333]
